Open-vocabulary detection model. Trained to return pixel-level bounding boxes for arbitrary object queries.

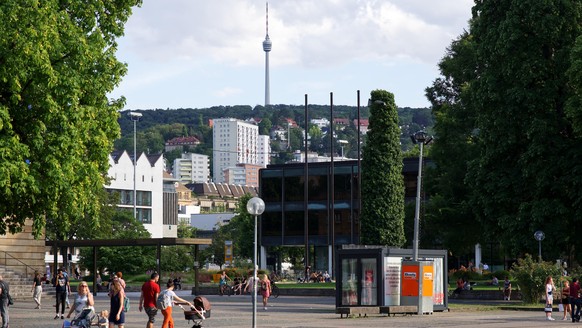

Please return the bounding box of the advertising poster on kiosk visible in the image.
[425,257,444,306]
[384,257,402,305]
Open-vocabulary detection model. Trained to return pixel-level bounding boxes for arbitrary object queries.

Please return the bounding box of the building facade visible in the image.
[105,151,166,238]
[173,152,210,184]
[212,118,259,183]
[259,158,428,274]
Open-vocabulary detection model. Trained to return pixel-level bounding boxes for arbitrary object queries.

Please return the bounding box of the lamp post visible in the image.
[128,112,142,219]
[339,139,348,158]
[247,197,265,328]
[534,230,545,261]
[410,130,433,261]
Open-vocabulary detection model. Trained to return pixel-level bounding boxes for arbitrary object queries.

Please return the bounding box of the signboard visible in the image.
[384,257,402,305]
[224,240,233,266]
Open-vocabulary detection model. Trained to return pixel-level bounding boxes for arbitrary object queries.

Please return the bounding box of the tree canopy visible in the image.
[426,0,582,263]
[0,0,141,238]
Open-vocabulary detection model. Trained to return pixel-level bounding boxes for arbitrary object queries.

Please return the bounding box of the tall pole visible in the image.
[304,94,309,282]
[413,141,424,261]
[133,118,137,219]
[252,212,258,328]
[356,90,361,244]
[329,92,335,278]
[247,197,264,328]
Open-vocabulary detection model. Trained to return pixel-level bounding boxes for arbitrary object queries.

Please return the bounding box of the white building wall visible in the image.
[105,151,164,238]
[258,135,270,167]
[173,153,210,183]
[213,118,259,183]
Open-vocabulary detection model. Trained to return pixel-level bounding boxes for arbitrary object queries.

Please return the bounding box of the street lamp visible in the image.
[128,111,142,220]
[534,230,545,261]
[410,130,433,261]
[247,197,265,328]
[338,139,348,158]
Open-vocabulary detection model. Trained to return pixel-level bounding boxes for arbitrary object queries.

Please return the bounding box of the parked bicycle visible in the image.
[271,282,280,298]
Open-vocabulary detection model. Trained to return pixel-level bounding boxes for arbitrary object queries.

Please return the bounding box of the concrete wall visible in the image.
[0,219,45,276]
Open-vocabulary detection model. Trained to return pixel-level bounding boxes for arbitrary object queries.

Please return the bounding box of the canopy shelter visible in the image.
[45,237,212,294]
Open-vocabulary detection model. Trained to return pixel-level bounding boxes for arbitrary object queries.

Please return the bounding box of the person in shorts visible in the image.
[139,272,160,328]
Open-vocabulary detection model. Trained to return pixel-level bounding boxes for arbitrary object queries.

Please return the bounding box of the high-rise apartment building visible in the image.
[173,152,210,184]
[212,118,259,183]
[258,135,271,167]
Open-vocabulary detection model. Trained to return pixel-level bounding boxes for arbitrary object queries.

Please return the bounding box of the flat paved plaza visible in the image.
[6,291,562,327]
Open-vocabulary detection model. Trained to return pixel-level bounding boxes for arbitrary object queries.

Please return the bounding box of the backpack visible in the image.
[123,295,130,312]
[156,290,171,310]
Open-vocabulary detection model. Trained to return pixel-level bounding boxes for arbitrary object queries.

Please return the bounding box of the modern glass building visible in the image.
[259,158,426,274]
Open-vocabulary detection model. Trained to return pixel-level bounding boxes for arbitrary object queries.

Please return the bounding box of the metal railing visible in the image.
[0,251,42,277]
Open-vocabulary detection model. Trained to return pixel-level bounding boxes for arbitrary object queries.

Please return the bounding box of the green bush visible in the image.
[451,269,482,281]
[510,254,560,303]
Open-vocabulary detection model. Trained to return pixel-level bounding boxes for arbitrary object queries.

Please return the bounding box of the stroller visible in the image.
[63,308,106,328]
[181,296,211,328]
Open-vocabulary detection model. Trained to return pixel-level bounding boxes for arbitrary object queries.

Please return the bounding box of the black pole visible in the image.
[194,245,200,295]
[330,92,335,277]
[93,246,98,296]
[304,94,309,279]
[356,90,361,244]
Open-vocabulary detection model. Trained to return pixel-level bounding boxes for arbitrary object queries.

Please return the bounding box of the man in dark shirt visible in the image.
[571,278,581,322]
[54,269,69,320]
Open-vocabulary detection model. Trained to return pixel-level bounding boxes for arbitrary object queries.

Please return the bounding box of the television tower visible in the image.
[263,2,272,107]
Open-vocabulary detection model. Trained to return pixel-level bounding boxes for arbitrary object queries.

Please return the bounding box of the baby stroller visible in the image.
[62,308,97,328]
[182,296,211,328]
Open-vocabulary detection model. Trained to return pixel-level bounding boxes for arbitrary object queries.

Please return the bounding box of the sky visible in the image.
[109,0,474,110]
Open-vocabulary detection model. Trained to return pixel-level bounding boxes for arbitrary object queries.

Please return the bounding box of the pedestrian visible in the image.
[562,279,572,321]
[571,277,581,322]
[160,279,193,328]
[139,272,160,328]
[108,277,126,328]
[54,268,70,320]
[32,271,43,309]
[115,272,126,290]
[66,281,94,319]
[259,274,272,310]
[503,276,512,300]
[61,267,71,309]
[0,275,9,328]
[545,276,556,320]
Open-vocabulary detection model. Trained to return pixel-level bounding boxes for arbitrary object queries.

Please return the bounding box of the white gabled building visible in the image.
[105,151,166,238]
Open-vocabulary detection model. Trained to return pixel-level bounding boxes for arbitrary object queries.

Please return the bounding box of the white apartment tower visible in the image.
[173,153,210,184]
[212,118,259,183]
[258,134,271,167]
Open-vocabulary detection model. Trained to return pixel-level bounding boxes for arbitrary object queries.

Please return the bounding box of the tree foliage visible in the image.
[78,209,154,275]
[360,90,405,246]
[426,0,582,262]
[510,254,560,304]
[0,0,141,237]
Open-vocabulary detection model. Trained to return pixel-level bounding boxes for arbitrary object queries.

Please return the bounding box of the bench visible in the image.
[380,305,418,316]
[336,306,380,318]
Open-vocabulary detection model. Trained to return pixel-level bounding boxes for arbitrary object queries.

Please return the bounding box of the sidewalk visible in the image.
[5,291,565,328]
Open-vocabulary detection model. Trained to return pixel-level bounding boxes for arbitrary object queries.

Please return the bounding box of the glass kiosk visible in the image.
[336,247,447,311]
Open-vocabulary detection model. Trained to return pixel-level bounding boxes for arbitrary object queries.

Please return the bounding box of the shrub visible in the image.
[510,254,560,303]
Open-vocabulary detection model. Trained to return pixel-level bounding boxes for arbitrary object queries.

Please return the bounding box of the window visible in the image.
[341,259,358,305]
[361,258,377,305]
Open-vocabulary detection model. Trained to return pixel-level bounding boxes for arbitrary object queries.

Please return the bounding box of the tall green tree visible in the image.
[360,90,405,246]
[428,0,582,260]
[423,31,480,256]
[0,0,141,237]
